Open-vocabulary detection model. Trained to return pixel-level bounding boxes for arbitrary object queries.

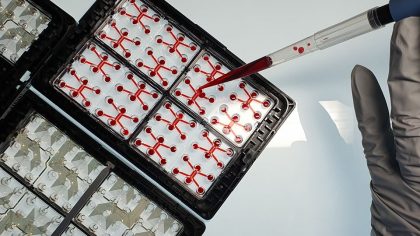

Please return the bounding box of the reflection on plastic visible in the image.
[319,101,355,144]
[267,109,307,148]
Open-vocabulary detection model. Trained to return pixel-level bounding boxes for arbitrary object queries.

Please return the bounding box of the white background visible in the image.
[52,0,393,235]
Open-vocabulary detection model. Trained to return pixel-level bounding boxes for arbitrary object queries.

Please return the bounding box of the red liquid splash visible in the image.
[199,56,273,90]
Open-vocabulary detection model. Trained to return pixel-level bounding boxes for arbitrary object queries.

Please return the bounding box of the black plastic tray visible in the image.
[31,0,296,219]
[0,0,76,117]
[0,91,206,236]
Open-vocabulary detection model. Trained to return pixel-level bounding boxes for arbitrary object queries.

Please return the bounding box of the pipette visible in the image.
[199,0,420,90]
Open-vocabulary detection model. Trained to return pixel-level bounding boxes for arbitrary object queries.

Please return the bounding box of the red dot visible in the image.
[119,10,126,15]
[197,187,205,194]
[217,162,224,169]
[159,59,165,65]
[135,139,142,146]
[149,71,156,77]
[165,103,171,109]
[84,101,91,107]
[155,115,162,121]
[235,136,243,143]
[147,50,153,55]
[202,131,209,137]
[130,95,136,101]
[59,82,66,88]
[100,33,106,39]
[137,61,144,67]
[169,48,175,53]
[158,137,165,143]
[120,107,126,113]
[168,125,175,131]
[254,113,261,119]
[166,26,172,32]
[186,177,192,184]
[194,67,200,73]
[95,89,101,94]
[92,67,99,73]
[135,40,141,46]
[160,159,167,165]
[203,56,209,61]
[105,76,111,82]
[117,85,123,92]
[215,139,221,147]
[80,58,86,64]
[70,69,76,75]
[293,46,298,51]
[211,118,218,124]
[209,97,215,103]
[107,98,114,104]
[298,47,305,54]
[239,82,246,89]
[195,165,201,171]
[192,143,198,149]
[215,64,222,70]
[110,120,116,126]
[242,104,249,110]
[183,156,189,162]
[141,7,147,13]
[156,38,163,44]
[71,91,78,97]
[162,80,169,87]
[113,43,119,48]
[154,17,160,22]
[142,105,149,111]
[218,85,224,91]
[230,94,237,100]
[97,110,103,116]
[114,64,121,70]
[125,52,131,58]
[122,31,128,37]
[180,134,186,140]
[132,19,138,24]
[175,90,181,96]
[132,117,139,123]
[102,55,108,61]
[191,45,197,51]
[145,29,151,34]
[172,69,178,75]
[205,153,211,159]
[199,109,206,115]
[170,146,177,152]
[148,149,155,155]
[122,129,129,136]
[152,93,159,99]
[181,57,187,63]
[145,127,152,133]
[190,121,196,128]
[208,175,214,181]
[263,100,271,107]
[173,168,179,174]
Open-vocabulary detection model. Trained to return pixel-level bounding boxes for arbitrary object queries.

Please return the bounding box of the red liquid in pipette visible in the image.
[199,56,273,91]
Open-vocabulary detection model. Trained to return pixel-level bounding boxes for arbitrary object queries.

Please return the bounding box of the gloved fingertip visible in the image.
[351,65,378,104]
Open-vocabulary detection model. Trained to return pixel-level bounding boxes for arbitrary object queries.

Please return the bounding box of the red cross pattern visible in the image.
[136,47,178,87]
[155,24,198,63]
[118,0,161,34]
[229,82,272,120]
[115,73,160,111]
[78,44,121,83]
[153,102,197,140]
[211,105,253,144]
[134,126,177,166]
[95,97,140,137]
[172,155,214,195]
[192,130,234,169]
[58,69,101,108]
[98,19,141,58]
[173,77,215,115]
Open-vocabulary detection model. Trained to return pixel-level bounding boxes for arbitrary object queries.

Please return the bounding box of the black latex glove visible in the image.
[351,17,420,235]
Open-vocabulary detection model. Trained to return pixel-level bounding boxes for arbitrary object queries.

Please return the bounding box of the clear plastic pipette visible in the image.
[200,1,420,90]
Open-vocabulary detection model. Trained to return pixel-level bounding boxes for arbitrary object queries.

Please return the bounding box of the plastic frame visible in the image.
[0,0,76,117]
[31,0,295,219]
[0,91,205,236]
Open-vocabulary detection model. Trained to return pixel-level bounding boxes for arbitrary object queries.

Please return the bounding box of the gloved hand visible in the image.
[351,17,420,235]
